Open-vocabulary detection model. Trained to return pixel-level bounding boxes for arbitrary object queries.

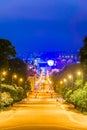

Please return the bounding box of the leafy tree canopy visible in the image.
[9,58,28,81]
[79,37,87,64]
[79,36,87,83]
[0,39,16,69]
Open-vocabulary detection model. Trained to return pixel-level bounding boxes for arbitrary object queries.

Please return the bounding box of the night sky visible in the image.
[0,0,87,54]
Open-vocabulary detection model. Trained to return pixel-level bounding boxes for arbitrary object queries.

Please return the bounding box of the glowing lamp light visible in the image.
[68,75,72,79]
[77,71,81,76]
[64,78,67,82]
[60,81,63,84]
[19,78,23,82]
[47,60,54,66]
[2,71,7,76]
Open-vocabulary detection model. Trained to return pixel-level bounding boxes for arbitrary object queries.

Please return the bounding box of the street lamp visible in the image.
[63,78,67,87]
[19,78,23,82]
[60,80,63,85]
[68,74,73,87]
[12,74,17,85]
[2,71,7,81]
[13,74,17,79]
[59,80,64,95]
[18,78,23,86]
[63,78,67,83]
[77,71,83,87]
[68,75,72,79]
[77,71,81,76]
[2,71,7,76]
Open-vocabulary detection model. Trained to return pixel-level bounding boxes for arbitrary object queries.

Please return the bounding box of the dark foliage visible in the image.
[0,39,16,70]
[79,37,87,83]
[7,58,28,85]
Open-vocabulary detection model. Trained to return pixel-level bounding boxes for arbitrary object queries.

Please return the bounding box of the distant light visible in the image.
[13,74,17,79]
[53,69,59,72]
[76,61,80,63]
[2,71,7,76]
[47,60,54,66]
[68,75,72,79]
[34,59,38,66]
[64,78,67,82]
[19,78,23,82]
[60,81,63,84]
[77,71,81,76]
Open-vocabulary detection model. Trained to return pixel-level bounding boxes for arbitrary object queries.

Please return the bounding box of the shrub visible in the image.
[1,84,25,102]
[63,87,72,101]
[1,92,13,108]
[69,89,82,106]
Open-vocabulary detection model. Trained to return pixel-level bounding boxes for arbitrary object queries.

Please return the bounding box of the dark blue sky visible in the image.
[0,0,87,54]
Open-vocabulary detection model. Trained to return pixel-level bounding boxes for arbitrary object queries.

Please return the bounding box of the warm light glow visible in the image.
[64,78,67,82]
[77,71,81,76]
[68,75,72,79]
[13,74,17,78]
[19,78,23,82]
[60,81,63,84]
[2,71,7,76]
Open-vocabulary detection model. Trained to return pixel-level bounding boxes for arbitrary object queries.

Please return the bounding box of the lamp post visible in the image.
[60,80,63,85]
[18,78,23,86]
[12,74,17,85]
[59,80,64,95]
[2,71,7,76]
[63,78,67,83]
[68,74,73,87]
[77,71,83,87]
[77,71,81,76]
[63,78,67,87]
[0,70,7,84]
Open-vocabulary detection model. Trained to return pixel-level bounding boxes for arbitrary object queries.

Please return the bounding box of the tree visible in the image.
[79,37,87,83]
[0,39,16,70]
[24,80,31,92]
[8,58,28,86]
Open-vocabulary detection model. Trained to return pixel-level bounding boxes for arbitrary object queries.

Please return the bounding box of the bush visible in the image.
[83,82,87,90]
[63,86,87,112]
[15,87,26,101]
[1,84,25,102]
[63,87,72,101]
[62,80,87,112]
[74,79,83,88]
[1,92,13,108]
[69,89,82,106]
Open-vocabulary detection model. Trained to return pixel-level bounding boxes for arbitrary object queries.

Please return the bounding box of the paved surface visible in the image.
[0,92,87,130]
